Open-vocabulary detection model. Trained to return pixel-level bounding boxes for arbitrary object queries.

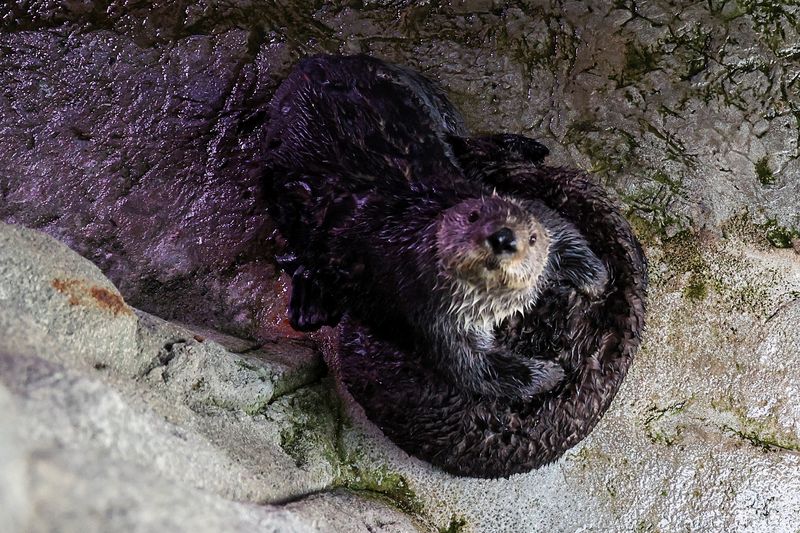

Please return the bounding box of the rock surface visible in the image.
[2,220,799,533]
[0,222,425,533]
[1,1,800,532]
[3,1,796,344]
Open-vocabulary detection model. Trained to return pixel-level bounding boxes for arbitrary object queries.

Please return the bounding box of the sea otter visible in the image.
[264,55,609,400]
[291,57,648,477]
[334,164,647,478]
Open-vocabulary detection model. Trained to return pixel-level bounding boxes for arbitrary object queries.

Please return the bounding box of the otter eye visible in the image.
[529,233,537,245]
[467,211,480,223]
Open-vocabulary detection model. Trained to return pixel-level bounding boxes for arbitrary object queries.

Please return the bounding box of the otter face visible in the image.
[436,196,551,295]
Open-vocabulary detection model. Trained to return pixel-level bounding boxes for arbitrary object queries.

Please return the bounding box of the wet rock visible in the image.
[0,22,290,341]
[2,1,798,343]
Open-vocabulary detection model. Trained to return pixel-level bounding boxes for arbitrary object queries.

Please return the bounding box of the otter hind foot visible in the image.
[288,267,342,332]
[448,133,550,166]
[483,133,550,164]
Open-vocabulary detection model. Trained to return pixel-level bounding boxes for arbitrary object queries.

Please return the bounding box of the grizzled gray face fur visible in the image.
[436,195,551,331]
[437,195,550,292]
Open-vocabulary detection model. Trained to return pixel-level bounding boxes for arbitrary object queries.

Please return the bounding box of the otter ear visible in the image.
[547,219,609,300]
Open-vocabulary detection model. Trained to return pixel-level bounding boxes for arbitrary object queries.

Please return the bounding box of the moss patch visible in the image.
[564,119,639,180]
[712,396,800,453]
[332,410,425,518]
[683,272,709,301]
[613,40,661,87]
[669,23,713,80]
[721,212,800,252]
[439,515,469,533]
[763,219,800,248]
[733,0,800,53]
[727,426,800,452]
[336,463,424,516]
[643,399,691,446]
[621,171,689,242]
[624,42,659,75]
[658,228,701,261]
[660,230,713,300]
[271,383,340,469]
[755,156,775,185]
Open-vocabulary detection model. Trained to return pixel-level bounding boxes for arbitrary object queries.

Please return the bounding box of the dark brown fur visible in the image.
[264,55,610,401]
[264,55,646,476]
[334,165,647,478]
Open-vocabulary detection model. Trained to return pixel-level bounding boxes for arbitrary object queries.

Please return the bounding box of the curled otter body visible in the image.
[335,165,647,478]
[264,54,608,400]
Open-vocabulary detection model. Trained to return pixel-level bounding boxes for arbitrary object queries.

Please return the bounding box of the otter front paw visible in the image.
[517,358,565,399]
[541,209,610,300]
[574,263,609,300]
[288,267,342,331]
[461,350,565,400]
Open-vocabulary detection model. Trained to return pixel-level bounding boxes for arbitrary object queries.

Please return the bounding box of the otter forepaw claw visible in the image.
[288,267,341,331]
[275,252,300,273]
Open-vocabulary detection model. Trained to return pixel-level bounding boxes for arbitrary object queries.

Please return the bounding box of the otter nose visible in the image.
[487,227,517,255]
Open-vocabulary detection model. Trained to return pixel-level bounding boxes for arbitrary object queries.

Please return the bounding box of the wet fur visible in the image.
[430,197,608,398]
[264,55,611,400]
[335,166,647,478]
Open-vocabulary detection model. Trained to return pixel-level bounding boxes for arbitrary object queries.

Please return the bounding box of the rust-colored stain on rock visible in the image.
[51,279,82,306]
[51,278,132,317]
[89,286,130,316]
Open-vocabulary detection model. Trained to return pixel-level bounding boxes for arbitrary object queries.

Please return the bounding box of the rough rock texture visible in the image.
[0,11,289,341]
[4,1,795,344]
[334,226,800,532]
[1,1,800,532]
[0,222,426,533]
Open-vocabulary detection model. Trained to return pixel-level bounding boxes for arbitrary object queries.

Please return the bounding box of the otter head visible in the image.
[436,195,551,301]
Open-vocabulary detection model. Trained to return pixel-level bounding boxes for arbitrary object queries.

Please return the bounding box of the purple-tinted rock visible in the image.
[2,1,798,343]
[0,19,298,340]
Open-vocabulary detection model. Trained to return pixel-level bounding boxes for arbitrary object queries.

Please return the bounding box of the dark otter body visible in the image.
[266,55,646,476]
[336,165,647,478]
[264,55,608,401]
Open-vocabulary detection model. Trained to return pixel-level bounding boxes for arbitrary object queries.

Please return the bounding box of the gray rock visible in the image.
[1,1,800,531]
[0,383,30,533]
[0,222,142,375]
[335,232,800,532]
[0,353,421,533]
[0,223,423,532]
